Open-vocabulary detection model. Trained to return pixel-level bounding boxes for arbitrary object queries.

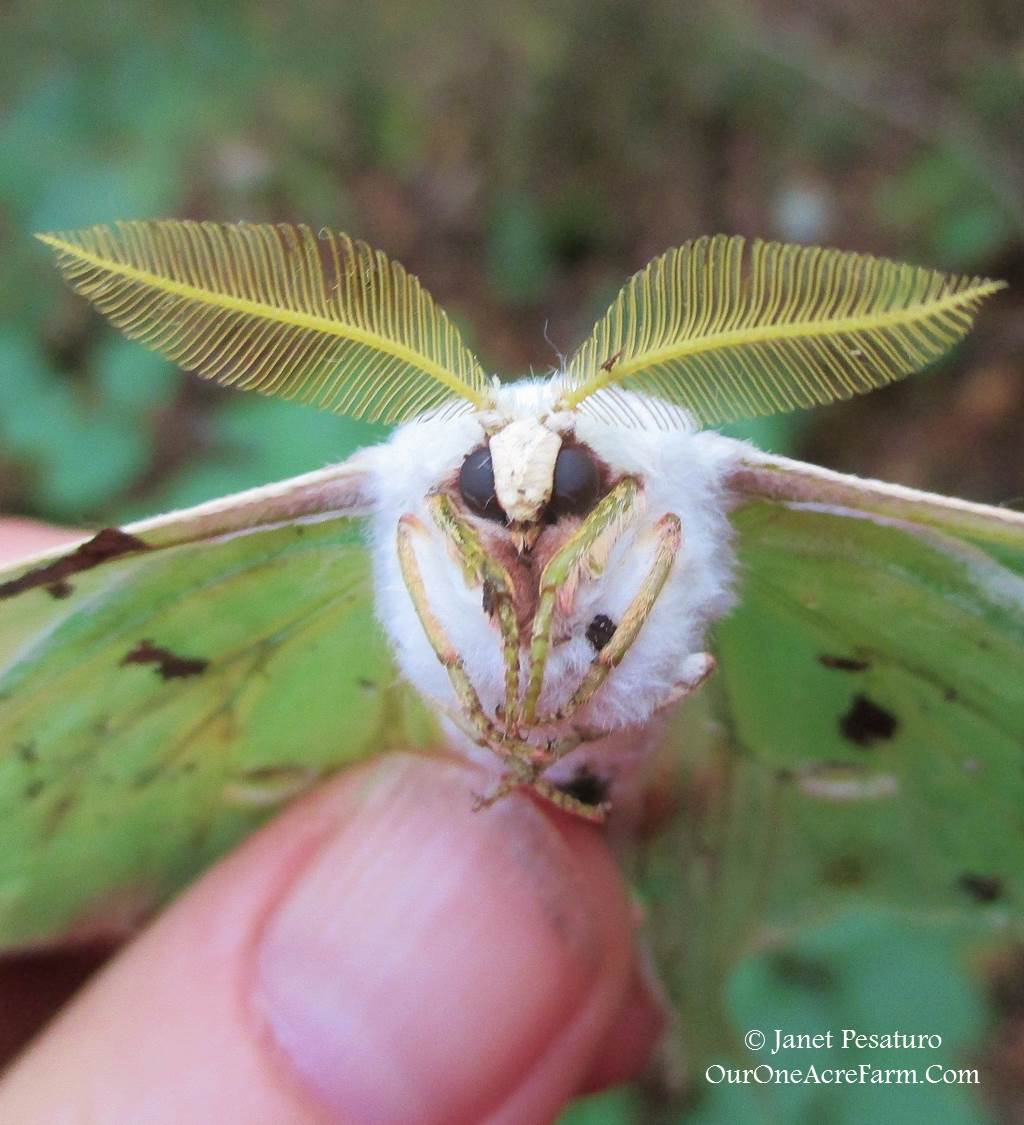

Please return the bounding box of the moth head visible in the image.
[474,417,562,524]
[453,401,606,552]
[465,416,603,519]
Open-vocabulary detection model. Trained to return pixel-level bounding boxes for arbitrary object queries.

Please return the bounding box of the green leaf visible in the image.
[487,193,554,304]
[0,329,53,430]
[0,75,80,215]
[94,336,180,412]
[31,160,173,235]
[135,396,387,519]
[558,1087,643,1125]
[726,913,988,1125]
[215,396,388,486]
[718,411,804,456]
[38,411,147,517]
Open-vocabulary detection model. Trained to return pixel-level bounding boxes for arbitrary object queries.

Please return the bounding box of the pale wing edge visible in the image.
[0,448,379,584]
[728,450,1024,546]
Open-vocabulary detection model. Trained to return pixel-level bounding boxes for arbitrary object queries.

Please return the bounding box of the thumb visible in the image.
[0,752,656,1124]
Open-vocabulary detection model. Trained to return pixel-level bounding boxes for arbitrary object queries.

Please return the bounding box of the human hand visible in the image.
[0,522,662,1124]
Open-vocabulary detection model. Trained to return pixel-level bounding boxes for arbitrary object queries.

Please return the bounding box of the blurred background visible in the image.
[1,2,1023,1121]
[1,0,1022,529]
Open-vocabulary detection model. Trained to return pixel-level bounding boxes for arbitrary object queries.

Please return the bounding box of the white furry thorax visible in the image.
[365,379,744,774]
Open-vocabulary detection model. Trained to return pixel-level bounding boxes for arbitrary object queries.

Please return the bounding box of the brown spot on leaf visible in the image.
[960,872,1005,903]
[16,743,38,764]
[0,528,148,600]
[481,579,498,618]
[818,654,870,672]
[840,694,898,748]
[121,640,209,681]
[23,780,44,800]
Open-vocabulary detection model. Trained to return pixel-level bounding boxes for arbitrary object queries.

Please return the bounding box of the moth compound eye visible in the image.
[548,445,600,520]
[459,446,505,521]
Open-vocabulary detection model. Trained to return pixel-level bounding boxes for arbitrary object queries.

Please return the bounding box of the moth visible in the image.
[2,226,1023,1108]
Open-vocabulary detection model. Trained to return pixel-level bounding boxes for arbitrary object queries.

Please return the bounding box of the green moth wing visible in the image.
[0,458,434,950]
[626,456,1024,1123]
[718,451,1024,918]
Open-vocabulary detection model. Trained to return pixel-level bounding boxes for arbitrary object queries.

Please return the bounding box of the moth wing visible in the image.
[0,451,434,950]
[629,455,1024,1118]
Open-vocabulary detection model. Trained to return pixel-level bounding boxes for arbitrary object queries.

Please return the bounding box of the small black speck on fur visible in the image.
[586,614,616,651]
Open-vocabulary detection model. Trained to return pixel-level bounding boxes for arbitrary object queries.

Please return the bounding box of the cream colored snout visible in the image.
[487,417,562,524]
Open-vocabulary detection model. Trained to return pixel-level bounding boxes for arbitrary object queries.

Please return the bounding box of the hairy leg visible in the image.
[426,494,522,730]
[397,514,494,743]
[521,478,643,726]
[472,771,611,823]
[541,513,682,725]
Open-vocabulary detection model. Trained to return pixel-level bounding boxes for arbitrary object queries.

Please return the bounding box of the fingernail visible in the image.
[254,755,610,1125]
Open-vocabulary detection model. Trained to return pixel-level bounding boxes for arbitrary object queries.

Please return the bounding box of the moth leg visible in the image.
[439,703,549,777]
[521,477,643,726]
[483,653,716,820]
[532,777,610,821]
[426,493,521,731]
[539,512,683,726]
[472,770,610,823]
[661,652,717,708]
[397,515,504,750]
[471,771,524,811]
[396,516,537,770]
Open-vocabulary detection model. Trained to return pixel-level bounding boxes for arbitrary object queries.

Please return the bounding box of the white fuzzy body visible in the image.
[365,380,745,780]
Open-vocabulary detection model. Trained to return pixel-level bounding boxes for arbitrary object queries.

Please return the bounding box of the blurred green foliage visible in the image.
[2,0,1022,527]
[1,2,1022,1120]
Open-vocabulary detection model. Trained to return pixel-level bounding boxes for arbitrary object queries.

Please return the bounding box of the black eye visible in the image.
[459,446,505,521]
[548,445,600,520]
